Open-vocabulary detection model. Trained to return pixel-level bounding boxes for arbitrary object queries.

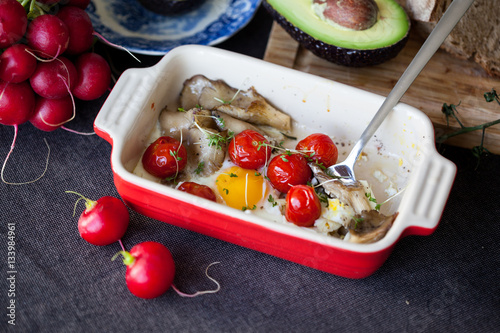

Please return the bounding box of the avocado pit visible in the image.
[313,0,379,31]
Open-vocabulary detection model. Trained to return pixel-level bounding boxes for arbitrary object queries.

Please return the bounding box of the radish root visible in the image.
[93,31,141,63]
[1,126,50,185]
[172,262,221,298]
[61,126,95,136]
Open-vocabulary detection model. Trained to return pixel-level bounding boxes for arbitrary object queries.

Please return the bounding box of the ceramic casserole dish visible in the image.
[94,45,456,278]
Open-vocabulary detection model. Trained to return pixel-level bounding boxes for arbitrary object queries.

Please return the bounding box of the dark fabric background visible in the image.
[1,5,499,332]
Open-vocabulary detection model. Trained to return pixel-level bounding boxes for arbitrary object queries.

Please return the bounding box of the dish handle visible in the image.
[401,149,457,237]
[94,68,155,144]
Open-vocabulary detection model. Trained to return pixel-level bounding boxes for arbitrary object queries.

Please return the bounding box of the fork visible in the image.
[326,0,475,185]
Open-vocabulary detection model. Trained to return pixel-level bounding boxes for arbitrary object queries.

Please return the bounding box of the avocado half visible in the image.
[263,0,410,67]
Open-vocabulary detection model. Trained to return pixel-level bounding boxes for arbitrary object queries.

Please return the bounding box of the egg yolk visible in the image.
[216,166,266,210]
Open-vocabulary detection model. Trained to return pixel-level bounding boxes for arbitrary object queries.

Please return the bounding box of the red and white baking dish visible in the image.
[94,45,456,278]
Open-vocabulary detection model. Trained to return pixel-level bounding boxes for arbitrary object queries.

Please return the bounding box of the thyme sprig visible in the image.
[436,88,500,165]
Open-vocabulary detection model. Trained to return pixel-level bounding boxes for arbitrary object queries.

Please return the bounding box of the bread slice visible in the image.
[398,0,500,77]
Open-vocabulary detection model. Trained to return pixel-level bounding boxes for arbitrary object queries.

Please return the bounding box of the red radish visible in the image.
[66,0,91,9]
[115,242,176,299]
[66,191,130,246]
[27,14,70,58]
[0,44,38,83]
[72,53,111,101]
[113,241,221,299]
[0,80,45,186]
[0,81,36,126]
[0,0,28,48]
[30,57,77,99]
[30,95,74,132]
[57,6,94,55]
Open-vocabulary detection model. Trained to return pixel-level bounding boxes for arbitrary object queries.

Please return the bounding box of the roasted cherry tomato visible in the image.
[228,129,271,170]
[177,182,217,202]
[142,136,187,179]
[285,185,322,227]
[266,153,312,193]
[296,133,338,168]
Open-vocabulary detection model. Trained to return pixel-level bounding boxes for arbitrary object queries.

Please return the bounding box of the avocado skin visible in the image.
[137,0,205,15]
[263,1,409,67]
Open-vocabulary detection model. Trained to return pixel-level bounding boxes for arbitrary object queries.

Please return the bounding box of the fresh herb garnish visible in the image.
[352,216,364,229]
[242,205,257,211]
[267,194,278,207]
[194,162,204,174]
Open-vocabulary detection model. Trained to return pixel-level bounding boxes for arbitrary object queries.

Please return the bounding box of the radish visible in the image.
[57,6,94,55]
[0,80,48,185]
[0,44,38,83]
[72,53,111,101]
[66,191,130,246]
[115,242,176,299]
[30,56,77,99]
[114,241,221,299]
[26,14,70,58]
[29,95,74,132]
[0,0,28,48]
[0,80,36,126]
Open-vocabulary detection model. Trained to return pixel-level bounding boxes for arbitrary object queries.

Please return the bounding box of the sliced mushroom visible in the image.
[309,163,372,214]
[309,162,397,243]
[158,107,193,141]
[347,211,398,244]
[180,75,292,132]
[212,110,286,146]
[214,103,291,134]
[177,126,226,181]
[212,110,261,135]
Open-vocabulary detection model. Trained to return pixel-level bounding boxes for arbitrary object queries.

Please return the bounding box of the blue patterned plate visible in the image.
[87,0,262,55]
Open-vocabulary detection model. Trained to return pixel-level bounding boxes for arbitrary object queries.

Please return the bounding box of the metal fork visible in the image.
[327,0,475,184]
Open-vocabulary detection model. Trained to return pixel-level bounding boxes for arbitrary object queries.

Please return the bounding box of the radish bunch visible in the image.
[0,0,112,184]
[0,0,111,133]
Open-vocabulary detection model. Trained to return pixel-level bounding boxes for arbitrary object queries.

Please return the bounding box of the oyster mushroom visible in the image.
[347,210,398,244]
[309,163,397,243]
[180,75,292,132]
[159,107,226,181]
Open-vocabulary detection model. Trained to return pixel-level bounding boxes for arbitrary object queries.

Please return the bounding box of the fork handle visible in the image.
[347,0,476,163]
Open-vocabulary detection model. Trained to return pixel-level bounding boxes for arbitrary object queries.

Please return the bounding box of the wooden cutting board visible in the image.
[263,22,500,155]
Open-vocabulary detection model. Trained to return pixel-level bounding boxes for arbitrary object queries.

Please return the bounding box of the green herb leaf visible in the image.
[194,162,205,174]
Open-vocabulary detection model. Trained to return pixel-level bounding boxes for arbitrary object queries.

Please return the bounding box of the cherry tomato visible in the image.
[121,241,175,299]
[266,153,312,193]
[73,194,129,246]
[177,182,217,202]
[285,185,322,227]
[296,133,338,168]
[142,136,187,178]
[228,129,271,170]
